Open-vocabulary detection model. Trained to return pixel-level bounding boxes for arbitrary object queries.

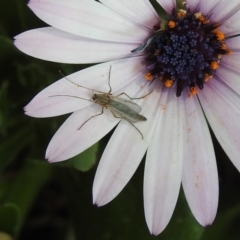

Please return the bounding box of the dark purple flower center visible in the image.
[142,9,231,97]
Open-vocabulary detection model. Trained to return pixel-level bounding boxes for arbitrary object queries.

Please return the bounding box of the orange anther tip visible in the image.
[165,79,174,88]
[190,87,198,95]
[145,73,153,81]
[168,21,176,28]
[210,61,219,70]
[214,30,225,40]
[204,74,212,82]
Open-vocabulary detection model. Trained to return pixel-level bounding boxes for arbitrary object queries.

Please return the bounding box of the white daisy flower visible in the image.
[14,0,240,235]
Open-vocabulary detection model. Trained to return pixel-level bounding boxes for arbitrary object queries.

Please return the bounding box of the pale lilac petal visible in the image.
[216,64,240,96]
[144,89,183,235]
[24,56,145,117]
[93,81,162,206]
[186,0,200,12]
[198,78,240,172]
[225,36,240,51]
[210,1,240,23]
[46,105,118,162]
[28,0,150,43]
[100,0,159,29]
[220,10,240,36]
[14,27,139,64]
[156,0,175,14]
[221,52,240,72]
[181,93,218,226]
[197,0,219,16]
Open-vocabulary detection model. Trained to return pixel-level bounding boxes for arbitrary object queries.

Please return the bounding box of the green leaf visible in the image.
[0,160,52,238]
[0,0,47,37]
[71,143,99,172]
[149,0,168,22]
[0,36,18,63]
[0,80,10,135]
[0,127,33,174]
[200,203,240,240]
[0,204,20,236]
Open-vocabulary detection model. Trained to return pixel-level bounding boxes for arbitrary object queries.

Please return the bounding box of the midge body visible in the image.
[51,66,152,139]
[92,93,147,121]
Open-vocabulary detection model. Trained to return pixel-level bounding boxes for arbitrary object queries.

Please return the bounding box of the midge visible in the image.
[50,66,152,139]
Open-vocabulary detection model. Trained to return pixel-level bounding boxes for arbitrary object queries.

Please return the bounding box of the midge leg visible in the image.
[106,65,152,101]
[107,65,113,94]
[115,90,153,100]
[78,107,104,130]
[109,110,144,140]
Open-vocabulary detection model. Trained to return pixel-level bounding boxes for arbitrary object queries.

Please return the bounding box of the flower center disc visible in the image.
[144,9,231,97]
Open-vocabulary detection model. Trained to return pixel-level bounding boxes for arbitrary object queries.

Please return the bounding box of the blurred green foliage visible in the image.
[0,0,240,240]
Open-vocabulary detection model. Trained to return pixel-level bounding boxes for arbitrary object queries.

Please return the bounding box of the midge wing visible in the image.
[109,106,140,123]
[112,96,142,113]
[109,98,146,123]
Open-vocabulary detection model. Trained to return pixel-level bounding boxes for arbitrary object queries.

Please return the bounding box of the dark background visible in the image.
[1,0,240,239]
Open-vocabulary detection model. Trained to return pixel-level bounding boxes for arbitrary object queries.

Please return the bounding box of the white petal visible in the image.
[144,89,183,235]
[216,64,240,96]
[46,105,118,162]
[14,27,139,64]
[198,78,240,172]
[100,0,159,29]
[181,93,218,226]
[28,0,150,43]
[156,0,176,14]
[24,56,145,117]
[93,80,162,206]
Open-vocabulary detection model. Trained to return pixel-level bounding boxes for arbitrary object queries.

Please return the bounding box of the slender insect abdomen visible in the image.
[110,99,147,121]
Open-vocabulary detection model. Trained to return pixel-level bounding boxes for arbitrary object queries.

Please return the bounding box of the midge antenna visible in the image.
[58,69,111,95]
[49,67,113,103]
